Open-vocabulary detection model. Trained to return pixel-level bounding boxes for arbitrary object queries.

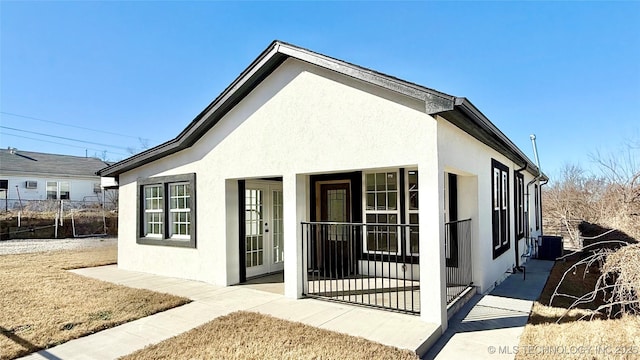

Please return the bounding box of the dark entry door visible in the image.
[318,182,355,277]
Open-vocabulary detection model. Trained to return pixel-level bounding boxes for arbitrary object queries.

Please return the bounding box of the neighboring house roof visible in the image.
[98,40,547,180]
[0,149,110,177]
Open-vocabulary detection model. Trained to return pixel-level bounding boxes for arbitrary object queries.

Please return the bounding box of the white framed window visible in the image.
[138,173,196,248]
[143,184,164,238]
[364,171,399,253]
[168,182,191,239]
[46,181,70,200]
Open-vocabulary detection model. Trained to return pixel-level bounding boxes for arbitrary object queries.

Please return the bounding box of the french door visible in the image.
[245,181,284,278]
[316,180,355,276]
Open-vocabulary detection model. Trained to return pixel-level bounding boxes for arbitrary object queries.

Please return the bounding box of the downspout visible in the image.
[514,163,527,271]
[525,134,543,255]
[539,178,548,236]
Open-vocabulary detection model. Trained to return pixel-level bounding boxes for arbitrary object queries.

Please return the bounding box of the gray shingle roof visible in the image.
[0,149,110,177]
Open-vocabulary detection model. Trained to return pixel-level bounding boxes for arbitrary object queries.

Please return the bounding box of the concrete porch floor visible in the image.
[21,265,440,359]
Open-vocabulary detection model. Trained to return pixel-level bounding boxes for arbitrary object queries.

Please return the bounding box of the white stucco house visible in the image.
[0,148,116,209]
[98,41,547,335]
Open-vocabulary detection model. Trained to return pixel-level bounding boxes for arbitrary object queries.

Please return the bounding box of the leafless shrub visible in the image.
[600,243,640,316]
[551,240,639,322]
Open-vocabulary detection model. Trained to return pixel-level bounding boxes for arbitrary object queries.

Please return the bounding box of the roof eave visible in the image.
[98,41,457,177]
[98,42,286,177]
[438,97,545,178]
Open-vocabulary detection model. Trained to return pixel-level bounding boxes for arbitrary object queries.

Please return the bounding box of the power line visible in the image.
[0,125,133,151]
[0,132,129,157]
[0,111,157,142]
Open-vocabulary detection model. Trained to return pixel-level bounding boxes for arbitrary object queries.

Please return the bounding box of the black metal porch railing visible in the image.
[445,218,472,303]
[301,221,420,315]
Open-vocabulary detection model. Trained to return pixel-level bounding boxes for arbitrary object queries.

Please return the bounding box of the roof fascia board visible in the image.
[99,43,285,177]
[177,43,283,144]
[106,41,558,181]
[99,41,457,177]
[453,98,544,177]
[277,43,455,114]
[0,170,100,179]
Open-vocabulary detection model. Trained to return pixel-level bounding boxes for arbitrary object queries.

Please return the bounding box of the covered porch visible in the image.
[231,167,474,325]
[299,218,473,315]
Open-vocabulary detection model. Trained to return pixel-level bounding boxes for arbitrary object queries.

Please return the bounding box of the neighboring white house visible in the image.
[98,41,547,335]
[0,148,114,208]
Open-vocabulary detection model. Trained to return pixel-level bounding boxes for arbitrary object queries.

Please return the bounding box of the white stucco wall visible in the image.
[114,56,546,329]
[437,118,543,293]
[117,58,442,324]
[0,175,103,204]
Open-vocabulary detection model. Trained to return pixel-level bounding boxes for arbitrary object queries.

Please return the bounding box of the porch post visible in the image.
[419,165,448,330]
[283,173,307,299]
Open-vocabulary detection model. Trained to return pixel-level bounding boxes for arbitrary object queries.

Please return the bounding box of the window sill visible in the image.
[137,236,195,248]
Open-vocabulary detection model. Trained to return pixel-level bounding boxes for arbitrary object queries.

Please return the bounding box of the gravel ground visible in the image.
[0,237,117,255]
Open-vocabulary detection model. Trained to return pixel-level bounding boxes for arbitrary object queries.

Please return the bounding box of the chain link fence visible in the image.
[0,196,118,240]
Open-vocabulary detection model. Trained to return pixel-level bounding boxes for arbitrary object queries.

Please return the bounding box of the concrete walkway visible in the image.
[424,259,554,360]
[21,265,439,360]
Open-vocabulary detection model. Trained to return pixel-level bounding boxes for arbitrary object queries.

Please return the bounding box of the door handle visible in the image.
[264,222,269,233]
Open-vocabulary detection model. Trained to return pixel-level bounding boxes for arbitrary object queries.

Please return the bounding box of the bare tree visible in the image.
[126,137,152,155]
[543,164,607,246]
[544,136,640,242]
[590,139,640,239]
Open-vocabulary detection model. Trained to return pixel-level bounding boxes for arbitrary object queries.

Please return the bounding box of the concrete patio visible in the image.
[20,265,440,360]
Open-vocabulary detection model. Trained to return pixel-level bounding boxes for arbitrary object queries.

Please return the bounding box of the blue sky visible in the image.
[1,1,639,179]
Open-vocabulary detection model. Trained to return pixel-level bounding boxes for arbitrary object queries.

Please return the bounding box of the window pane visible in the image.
[364,171,401,254]
[409,170,418,211]
[376,192,386,210]
[409,192,418,210]
[60,181,71,200]
[366,174,375,191]
[59,182,69,192]
[46,181,57,200]
[168,182,191,239]
[410,232,419,254]
[493,170,500,208]
[387,172,397,190]
[380,232,388,250]
[367,232,376,249]
[376,173,386,191]
[389,232,398,252]
[366,193,375,210]
[408,171,418,190]
[409,213,418,224]
[387,191,397,210]
[143,184,164,237]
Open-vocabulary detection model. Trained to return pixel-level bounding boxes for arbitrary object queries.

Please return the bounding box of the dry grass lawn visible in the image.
[517,256,640,359]
[0,246,190,360]
[122,311,418,360]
